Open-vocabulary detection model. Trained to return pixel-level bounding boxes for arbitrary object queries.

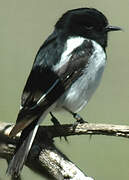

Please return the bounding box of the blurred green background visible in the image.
[0,0,129,179]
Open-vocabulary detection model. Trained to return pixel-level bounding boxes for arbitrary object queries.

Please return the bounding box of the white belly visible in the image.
[55,40,106,113]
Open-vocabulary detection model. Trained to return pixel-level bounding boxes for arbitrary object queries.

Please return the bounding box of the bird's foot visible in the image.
[72,113,88,131]
[73,112,88,123]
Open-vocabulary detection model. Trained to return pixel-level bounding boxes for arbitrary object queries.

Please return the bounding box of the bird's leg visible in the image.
[50,112,68,142]
[72,112,86,123]
[63,107,87,130]
[50,112,61,126]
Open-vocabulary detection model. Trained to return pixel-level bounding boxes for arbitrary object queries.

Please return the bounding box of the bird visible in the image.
[6,7,121,177]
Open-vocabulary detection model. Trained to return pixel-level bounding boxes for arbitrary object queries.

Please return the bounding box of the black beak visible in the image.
[105,25,122,32]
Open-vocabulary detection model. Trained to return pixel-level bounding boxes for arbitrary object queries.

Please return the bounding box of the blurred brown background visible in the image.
[0,0,129,179]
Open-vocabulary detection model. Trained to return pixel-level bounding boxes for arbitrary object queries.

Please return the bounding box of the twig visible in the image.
[1,121,129,179]
[0,122,94,180]
[35,123,129,139]
[1,122,129,139]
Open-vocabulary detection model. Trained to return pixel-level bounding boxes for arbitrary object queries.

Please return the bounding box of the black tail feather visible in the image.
[6,123,39,177]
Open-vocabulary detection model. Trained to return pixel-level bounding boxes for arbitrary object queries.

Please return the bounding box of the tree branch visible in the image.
[0,122,94,180]
[0,121,129,179]
[38,122,129,139]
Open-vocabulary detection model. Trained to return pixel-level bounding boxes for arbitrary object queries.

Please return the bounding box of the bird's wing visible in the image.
[9,36,93,137]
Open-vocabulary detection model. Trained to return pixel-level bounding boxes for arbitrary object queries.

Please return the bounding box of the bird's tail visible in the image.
[6,121,39,177]
[6,101,54,177]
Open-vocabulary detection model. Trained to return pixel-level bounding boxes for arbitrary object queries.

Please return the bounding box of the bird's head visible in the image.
[55,8,121,49]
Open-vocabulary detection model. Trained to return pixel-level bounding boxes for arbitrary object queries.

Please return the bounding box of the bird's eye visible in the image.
[84,25,94,30]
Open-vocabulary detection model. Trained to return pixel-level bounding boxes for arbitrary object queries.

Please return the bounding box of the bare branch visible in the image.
[37,122,129,139]
[0,122,94,180]
[1,121,129,179]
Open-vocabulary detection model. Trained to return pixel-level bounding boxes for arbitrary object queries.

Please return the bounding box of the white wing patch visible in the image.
[53,36,86,71]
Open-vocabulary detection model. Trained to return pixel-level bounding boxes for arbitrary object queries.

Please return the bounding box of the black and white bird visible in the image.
[7,8,121,177]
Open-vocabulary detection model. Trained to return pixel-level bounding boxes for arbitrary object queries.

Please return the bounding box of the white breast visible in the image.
[55,39,106,113]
